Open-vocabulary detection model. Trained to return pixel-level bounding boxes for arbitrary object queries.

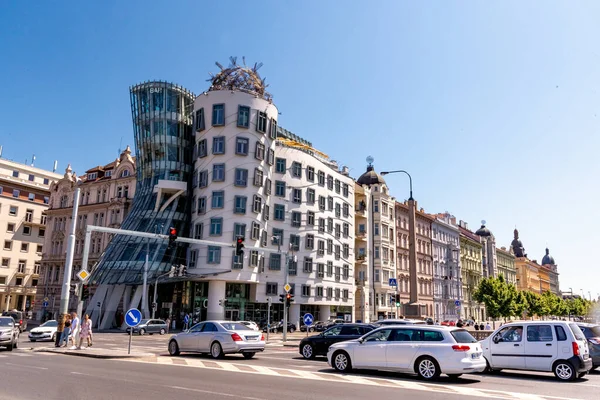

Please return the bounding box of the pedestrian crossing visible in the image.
[123,356,582,400]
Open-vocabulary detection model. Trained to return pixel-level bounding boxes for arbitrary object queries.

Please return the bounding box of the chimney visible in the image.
[341,166,349,176]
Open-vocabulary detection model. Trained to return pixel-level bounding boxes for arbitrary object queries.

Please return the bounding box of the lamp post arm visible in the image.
[380,170,413,200]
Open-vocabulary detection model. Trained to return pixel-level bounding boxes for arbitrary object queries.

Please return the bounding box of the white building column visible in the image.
[207,281,226,321]
[319,305,331,322]
[289,304,301,329]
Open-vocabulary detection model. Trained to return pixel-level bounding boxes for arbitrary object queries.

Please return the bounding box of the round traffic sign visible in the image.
[454,300,461,307]
[303,313,314,326]
[125,308,143,327]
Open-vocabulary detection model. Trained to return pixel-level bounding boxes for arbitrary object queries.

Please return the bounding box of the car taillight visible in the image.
[261,334,265,341]
[572,341,580,356]
[452,345,471,352]
[589,337,600,345]
[231,333,243,342]
[19,320,23,325]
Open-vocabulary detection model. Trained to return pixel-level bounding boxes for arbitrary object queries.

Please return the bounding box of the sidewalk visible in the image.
[34,346,154,359]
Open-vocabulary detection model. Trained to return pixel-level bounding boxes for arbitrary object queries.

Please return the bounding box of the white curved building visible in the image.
[189,81,354,325]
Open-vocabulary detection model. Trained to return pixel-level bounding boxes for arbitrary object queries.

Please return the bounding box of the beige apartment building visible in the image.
[0,157,62,313]
[34,148,135,320]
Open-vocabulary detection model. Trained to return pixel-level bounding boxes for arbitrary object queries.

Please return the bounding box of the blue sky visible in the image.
[1,1,598,298]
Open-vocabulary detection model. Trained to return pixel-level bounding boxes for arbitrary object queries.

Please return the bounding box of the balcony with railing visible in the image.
[355,254,367,264]
[355,230,367,240]
[22,214,47,227]
[15,268,32,276]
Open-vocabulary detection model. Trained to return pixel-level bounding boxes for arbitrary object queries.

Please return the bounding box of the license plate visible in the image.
[246,336,259,341]
[471,352,482,359]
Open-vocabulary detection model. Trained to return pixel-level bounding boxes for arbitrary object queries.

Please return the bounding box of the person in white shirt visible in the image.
[485,322,492,331]
[70,312,80,348]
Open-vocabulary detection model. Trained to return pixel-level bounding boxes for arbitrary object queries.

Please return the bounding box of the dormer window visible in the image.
[105,170,112,177]
[121,170,130,178]
[88,173,97,180]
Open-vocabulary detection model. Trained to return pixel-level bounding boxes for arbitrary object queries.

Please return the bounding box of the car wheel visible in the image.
[168,340,180,356]
[553,361,575,381]
[415,356,441,380]
[159,328,166,335]
[301,343,315,359]
[243,352,255,359]
[51,333,57,342]
[14,340,17,349]
[447,374,462,379]
[30,339,36,342]
[210,342,223,359]
[332,351,352,372]
[6,342,13,351]
[309,327,315,333]
[138,328,146,336]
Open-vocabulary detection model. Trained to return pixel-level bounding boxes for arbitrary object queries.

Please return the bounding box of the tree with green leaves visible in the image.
[473,275,517,325]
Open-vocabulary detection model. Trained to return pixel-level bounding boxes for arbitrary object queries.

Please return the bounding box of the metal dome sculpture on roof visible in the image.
[357,156,387,186]
[542,248,556,265]
[475,220,492,237]
[208,56,272,101]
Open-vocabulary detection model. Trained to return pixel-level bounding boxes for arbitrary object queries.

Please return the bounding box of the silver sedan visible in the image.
[168,321,265,359]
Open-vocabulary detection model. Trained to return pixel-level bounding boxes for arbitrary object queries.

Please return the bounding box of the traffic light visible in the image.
[395,294,401,307]
[168,227,177,249]
[285,293,294,307]
[82,285,90,300]
[236,236,245,256]
[279,294,285,303]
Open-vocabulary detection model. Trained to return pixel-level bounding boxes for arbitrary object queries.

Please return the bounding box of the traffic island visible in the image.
[34,347,154,359]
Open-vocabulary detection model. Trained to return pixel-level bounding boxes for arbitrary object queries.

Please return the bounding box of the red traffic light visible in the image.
[169,227,177,236]
[286,293,291,299]
[237,237,244,244]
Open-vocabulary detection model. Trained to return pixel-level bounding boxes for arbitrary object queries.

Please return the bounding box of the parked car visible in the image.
[327,325,486,380]
[299,323,376,359]
[0,316,19,351]
[125,319,168,335]
[312,321,328,332]
[374,319,426,326]
[481,321,592,381]
[28,320,58,342]
[240,321,259,331]
[577,323,600,371]
[168,321,265,359]
[2,311,27,332]
[441,320,456,327]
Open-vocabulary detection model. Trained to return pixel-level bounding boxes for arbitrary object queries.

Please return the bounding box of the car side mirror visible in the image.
[493,335,502,344]
[358,338,365,344]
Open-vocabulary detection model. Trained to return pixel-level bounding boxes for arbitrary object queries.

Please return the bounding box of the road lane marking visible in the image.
[5,362,48,370]
[169,386,263,400]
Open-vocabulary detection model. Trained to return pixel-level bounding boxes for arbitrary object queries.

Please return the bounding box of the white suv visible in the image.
[481,321,592,381]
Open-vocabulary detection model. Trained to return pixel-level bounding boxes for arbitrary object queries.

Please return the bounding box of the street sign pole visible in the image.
[266,297,271,343]
[128,324,133,355]
[125,308,142,355]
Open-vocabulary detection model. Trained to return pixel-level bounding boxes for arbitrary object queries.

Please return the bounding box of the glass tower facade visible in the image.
[91,81,195,285]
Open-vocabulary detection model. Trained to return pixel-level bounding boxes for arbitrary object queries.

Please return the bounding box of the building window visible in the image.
[197,197,206,214]
[208,246,221,263]
[318,196,325,211]
[269,118,278,139]
[292,188,302,204]
[211,191,224,208]
[39,228,45,237]
[290,234,300,251]
[275,181,286,197]
[235,137,249,155]
[253,168,263,187]
[209,218,223,236]
[194,223,203,239]
[198,139,207,158]
[342,183,349,197]
[274,204,285,221]
[334,179,341,194]
[327,218,333,233]
[301,285,311,297]
[307,211,315,226]
[374,201,379,212]
[343,223,349,238]
[266,282,278,295]
[343,264,350,279]
[234,168,248,186]
[233,223,246,240]
[234,196,247,214]
[328,196,334,211]
[212,164,225,182]
[13,189,20,198]
[275,158,286,173]
[318,218,325,233]
[252,195,262,213]
[263,204,270,221]
[288,258,297,276]
[269,253,281,270]
[257,111,267,133]
[291,211,301,227]
[267,149,275,165]
[335,266,341,281]
[249,250,259,267]
[327,239,333,255]
[251,222,261,240]
[212,136,226,155]
[3,241,11,251]
[9,206,17,217]
[212,104,225,126]
[199,170,208,188]
[334,224,341,239]
[23,226,31,236]
[317,171,325,186]
[237,105,250,128]
[306,166,314,182]
[335,203,341,217]
[195,108,205,131]
[306,234,314,249]
[272,228,284,245]
[291,162,302,178]
[254,142,265,160]
[343,203,349,218]
[1,258,9,267]
[307,188,315,204]
[28,193,35,201]
[12,170,19,178]
[317,240,325,256]
[264,178,272,195]
[303,257,313,273]
[316,286,323,297]
[327,175,333,190]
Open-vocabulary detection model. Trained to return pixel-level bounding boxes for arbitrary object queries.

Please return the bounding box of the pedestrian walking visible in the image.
[183,314,190,330]
[474,322,480,331]
[165,317,171,334]
[60,316,72,347]
[479,322,484,331]
[485,322,492,330]
[70,312,80,348]
[78,314,93,348]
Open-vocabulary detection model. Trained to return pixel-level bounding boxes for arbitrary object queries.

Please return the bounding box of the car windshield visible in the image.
[139,319,150,325]
[581,325,600,338]
[220,322,251,331]
[451,329,478,343]
[41,321,58,327]
[0,318,14,327]
[569,323,586,341]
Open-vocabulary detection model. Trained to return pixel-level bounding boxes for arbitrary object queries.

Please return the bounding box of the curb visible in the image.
[35,348,154,359]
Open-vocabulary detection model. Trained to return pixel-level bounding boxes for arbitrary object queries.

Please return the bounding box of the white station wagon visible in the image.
[481,321,592,381]
[327,325,486,380]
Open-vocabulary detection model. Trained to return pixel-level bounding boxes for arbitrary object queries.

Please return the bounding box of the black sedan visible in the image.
[298,323,377,359]
[263,322,296,333]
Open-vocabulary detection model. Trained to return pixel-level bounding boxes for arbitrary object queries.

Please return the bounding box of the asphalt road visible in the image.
[6,332,600,400]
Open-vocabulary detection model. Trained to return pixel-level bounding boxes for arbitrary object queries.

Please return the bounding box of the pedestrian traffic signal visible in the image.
[279,294,285,303]
[82,285,90,300]
[236,236,245,256]
[395,294,401,307]
[168,227,177,249]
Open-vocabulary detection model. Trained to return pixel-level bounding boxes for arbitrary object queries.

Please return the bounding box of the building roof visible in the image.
[357,165,386,186]
[541,248,556,265]
[459,226,481,243]
[475,223,492,237]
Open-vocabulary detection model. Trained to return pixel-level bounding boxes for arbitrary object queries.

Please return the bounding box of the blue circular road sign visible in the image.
[42,301,49,308]
[454,300,461,307]
[303,313,314,326]
[125,308,143,327]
